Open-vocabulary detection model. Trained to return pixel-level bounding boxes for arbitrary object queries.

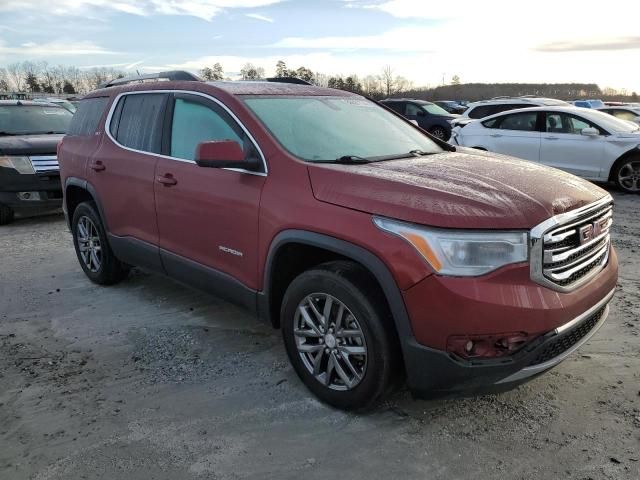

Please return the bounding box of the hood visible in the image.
[307,148,608,230]
[0,134,63,156]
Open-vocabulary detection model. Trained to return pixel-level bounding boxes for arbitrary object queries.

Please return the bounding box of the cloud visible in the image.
[0,0,284,21]
[245,13,274,23]
[0,40,117,56]
[273,27,433,51]
[537,37,640,52]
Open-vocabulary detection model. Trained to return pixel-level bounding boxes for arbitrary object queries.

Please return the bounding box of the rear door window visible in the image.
[67,97,109,136]
[497,111,539,131]
[109,93,167,154]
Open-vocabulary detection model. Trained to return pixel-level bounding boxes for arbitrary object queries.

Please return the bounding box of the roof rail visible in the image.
[265,77,312,85]
[99,70,201,89]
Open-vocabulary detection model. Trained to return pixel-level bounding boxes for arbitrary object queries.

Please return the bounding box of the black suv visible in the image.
[0,100,72,224]
[380,98,458,141]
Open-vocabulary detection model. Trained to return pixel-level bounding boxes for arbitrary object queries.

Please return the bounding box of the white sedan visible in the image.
[450,106,640,193]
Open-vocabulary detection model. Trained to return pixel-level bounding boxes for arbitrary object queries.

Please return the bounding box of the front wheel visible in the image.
[429,125,449,141]
[0,204,14,226]
[281,261,401,410]
[613,156,640,193]
[72,201,129,285]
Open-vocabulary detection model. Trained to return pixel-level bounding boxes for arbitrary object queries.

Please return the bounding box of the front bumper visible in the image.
[403,287,614,396]
[400,246,618,395]
[0,170,62,213]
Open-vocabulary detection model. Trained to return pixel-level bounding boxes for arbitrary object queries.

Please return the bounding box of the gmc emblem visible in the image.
[579,218,608,244]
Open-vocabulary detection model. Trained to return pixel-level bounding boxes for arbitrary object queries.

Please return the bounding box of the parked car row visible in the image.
[449,106,640,193]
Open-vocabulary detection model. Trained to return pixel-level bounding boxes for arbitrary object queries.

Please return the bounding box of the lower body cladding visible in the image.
[400,248,618,397]
[0,171,63,215]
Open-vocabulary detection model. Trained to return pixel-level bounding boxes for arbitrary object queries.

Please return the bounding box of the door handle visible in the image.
[89,160,105,172]
[490,134,503,138]
[156,173,177,186]
[544,136,559,140]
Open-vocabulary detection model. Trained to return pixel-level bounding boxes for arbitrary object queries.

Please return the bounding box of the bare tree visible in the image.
[6,62,26,91]
[380,65,395,97]
[0,68,10,91]
[240,63,264,80]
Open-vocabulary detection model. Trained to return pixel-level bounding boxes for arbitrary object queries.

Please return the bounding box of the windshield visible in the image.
[243,96,442,162]
[422,103,451,115]
[0,105,72,135]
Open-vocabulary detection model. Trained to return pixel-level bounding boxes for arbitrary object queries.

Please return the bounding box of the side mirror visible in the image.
[195,140,258,170]
[581,127,599,137]
[416,110,426,117]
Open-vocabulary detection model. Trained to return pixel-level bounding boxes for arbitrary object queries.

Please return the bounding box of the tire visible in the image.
[612,156,640,193]
[71,201,129,285]
[281,261,401,410]
[0,204,15,226]
[429,125,449,141]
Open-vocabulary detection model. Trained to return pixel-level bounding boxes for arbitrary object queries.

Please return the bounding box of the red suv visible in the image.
[58,72,618,410]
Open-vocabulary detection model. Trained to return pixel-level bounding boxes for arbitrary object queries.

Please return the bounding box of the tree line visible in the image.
[1,59,637,102]
[0,61,130,95]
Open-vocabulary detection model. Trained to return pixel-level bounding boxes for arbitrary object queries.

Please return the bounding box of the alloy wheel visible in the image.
[618,160,640,192]
[76,216,102,272]
[293,293,367,391]
[431,127,446,139]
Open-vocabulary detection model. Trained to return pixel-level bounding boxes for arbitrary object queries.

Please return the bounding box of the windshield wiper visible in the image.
[315,155,372,164]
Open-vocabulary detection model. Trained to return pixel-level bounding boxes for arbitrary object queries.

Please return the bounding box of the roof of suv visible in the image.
[467,97,568,107]
[87,80,355,98]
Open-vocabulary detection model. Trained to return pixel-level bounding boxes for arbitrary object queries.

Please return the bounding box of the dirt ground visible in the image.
[1,187,638,480]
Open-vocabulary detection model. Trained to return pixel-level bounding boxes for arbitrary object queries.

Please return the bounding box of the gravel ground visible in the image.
[1,188,638,480]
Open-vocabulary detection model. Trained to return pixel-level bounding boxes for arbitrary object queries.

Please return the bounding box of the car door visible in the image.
[539,112,605,178]
[154,92,266,293]
[89,92,168,271]
[482,110,541,161]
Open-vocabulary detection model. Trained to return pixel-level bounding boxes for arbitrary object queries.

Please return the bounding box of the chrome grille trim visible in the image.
[530,195,613,292]
[29,155,59,173]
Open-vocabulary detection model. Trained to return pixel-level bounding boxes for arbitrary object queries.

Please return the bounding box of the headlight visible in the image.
[0,156,35,174]
[373,216,528,276]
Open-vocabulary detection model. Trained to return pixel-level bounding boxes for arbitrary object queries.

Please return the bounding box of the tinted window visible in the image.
[170,96,243,161]
[468,105,497,119]
[110,93,166,153]
[382,102,404,114]
[498,112,538,131]
[67,97,108,136]
[0,105,72,135]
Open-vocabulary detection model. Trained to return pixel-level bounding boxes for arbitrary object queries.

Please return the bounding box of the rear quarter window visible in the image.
[109,93,167,154]
[67,97,109,136]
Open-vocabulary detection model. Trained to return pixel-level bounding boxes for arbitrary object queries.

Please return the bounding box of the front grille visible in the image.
[539,201,612,289]
[527,307,605,366]
[29,155,59,173]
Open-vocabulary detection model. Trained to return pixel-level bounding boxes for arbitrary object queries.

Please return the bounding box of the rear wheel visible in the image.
[613,156,640,193]
[72,201,129,285]
[281,261,400,410]
[0,204,14,226]
[429,125,449,141]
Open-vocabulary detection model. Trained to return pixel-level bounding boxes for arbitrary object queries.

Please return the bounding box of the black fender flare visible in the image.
[259,229,415,341]
[64,177,109,230]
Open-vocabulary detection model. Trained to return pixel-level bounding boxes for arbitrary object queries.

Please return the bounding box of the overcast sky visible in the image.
[1,0,638,92]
